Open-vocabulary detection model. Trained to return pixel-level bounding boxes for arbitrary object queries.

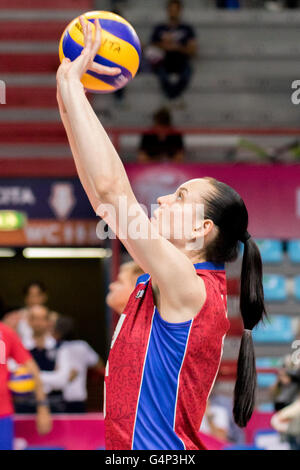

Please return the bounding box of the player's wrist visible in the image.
[36,399,50,409]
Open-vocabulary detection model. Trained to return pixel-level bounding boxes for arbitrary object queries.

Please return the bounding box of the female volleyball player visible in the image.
[56,17,266,450]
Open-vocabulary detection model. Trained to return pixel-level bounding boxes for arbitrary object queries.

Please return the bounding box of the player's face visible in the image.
[106,266,136,315]
[152,178,214,249]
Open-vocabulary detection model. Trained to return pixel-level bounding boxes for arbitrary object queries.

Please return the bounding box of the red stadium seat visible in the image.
[218,360,237,380]
[0,53,59,74]
[1,0,92,8]
[0,122,67,143]
[5,87,57,108]
[226,278,240,296]
[0,21,66,41]
[228,317,243,336]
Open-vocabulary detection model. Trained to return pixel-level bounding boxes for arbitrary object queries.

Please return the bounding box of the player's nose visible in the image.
[157,194,171,206]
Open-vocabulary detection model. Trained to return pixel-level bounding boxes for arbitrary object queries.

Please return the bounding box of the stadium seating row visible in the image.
[253,314,299,343]
[242,239,300,264]
[263,274,300,301]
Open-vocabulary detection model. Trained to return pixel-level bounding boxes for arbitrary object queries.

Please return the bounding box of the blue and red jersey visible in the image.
[104,262,230,450]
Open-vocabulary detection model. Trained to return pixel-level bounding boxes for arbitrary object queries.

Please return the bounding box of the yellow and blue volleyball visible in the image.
[8,366,36,396]
[59,10,141,93]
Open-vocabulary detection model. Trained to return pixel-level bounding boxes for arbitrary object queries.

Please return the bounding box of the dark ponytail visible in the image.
[202,177,267,427]
[233,236,267,427]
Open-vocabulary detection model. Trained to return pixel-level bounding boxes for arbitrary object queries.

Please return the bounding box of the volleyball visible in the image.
[59,10,141,93]
[8,366,36,396]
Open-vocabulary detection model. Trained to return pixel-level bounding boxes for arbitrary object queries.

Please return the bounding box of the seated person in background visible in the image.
[271,398,300,450]
[17,281,49,344]
[200,385,245,444]
[138,108,184,163]
[216,0,240,8]
[200,398,229,442]
[149,0,197,101]
[270,355,300,411]
[41,316,104,413]
[106,260,144,315]
[16,305,64,413]
[48,310,60,337]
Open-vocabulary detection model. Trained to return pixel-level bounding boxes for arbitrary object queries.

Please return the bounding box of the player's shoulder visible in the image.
[194,262,225,276]
[0,321,17,339]
[135,273,151,287]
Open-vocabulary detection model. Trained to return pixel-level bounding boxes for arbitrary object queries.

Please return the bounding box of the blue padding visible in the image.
[258,403,275,412]
[256,357,282,368]
[263,274,287,301]
[255,239,283,263]
[294,276,300,300]
[257,373,277,388]
[287,239,300,263]
[252,315,294,343]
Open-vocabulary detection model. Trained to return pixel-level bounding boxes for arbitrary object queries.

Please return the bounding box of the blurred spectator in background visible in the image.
[41,316,104,413]
[0,320,52,449]
[216,0,240,8]
[270,355,300,411]
[271,398,300,450]
[17,281,48,343]
[48,310,60,336]
[16,305,64,413]
[138,108,184,163]
[200,385,244,444]
[106,260,144,315]
[23,281,48,308]
[285,0,299,6]
[148,0,197,102]
[265,0,299,9]
[200,399,229,441]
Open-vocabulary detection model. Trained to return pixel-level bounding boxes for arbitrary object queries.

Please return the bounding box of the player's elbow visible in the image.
[93,177,124,203]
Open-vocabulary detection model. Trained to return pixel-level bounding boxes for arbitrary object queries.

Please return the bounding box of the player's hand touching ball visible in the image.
[56,16,121,100]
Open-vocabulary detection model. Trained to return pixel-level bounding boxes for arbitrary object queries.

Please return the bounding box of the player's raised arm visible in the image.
[56,17,205,320]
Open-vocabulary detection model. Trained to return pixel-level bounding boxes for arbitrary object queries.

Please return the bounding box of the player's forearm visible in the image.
[59,106,100,211]
[25,359,47,403]
[62,79,131,203]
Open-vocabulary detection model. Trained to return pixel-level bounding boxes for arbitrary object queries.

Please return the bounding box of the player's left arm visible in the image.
[24,359,52,435]
[57,17,205,320]
[9,328,52,435]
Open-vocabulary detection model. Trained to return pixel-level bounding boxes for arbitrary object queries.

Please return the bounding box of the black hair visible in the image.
[167,0,182,8]
[153,107,172,127]
[203,177,267,427]
[54,316,74,341]
[0,297,6,321]
[23,281,47,297]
